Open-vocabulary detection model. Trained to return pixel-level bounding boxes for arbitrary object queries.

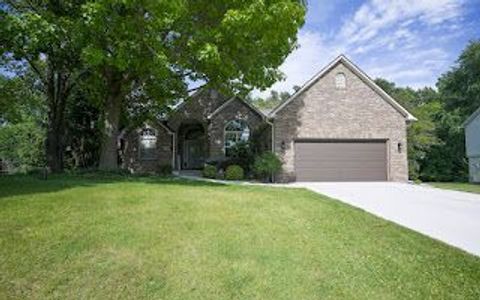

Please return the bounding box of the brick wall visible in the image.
[273,62,409,182]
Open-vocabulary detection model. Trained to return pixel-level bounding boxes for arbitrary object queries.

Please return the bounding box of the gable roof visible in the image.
[207,96,267,120]
[269,54,417,122]
[463,106,480,127]
[169,88,207,115]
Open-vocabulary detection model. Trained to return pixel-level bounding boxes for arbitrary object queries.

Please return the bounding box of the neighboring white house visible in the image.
[464,107,480,183]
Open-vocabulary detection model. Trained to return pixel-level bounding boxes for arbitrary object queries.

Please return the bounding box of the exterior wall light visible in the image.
[281,141,286,151]
[398,142,402,153]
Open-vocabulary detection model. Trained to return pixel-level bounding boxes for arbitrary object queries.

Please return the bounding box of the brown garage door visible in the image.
[295,140,387,181]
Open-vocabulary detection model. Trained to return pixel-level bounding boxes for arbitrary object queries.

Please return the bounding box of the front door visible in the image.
[184,139,205,169]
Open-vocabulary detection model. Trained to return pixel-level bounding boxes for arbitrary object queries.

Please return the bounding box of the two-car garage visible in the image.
[294,140,388,182]
[269,55,414,182]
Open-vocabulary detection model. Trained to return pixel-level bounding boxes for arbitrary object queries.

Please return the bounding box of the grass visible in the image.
[429,182,480,194]
[1,174,479,299]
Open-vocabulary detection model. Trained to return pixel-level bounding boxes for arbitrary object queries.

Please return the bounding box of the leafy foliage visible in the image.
[64,93,102,170]
[79,0,306,169]
[202,164,217,179]
[227,141,255,174]
[0,73,46,124]
[1,0,88,172]
[375,79,441,180]
[374,40,480,181]
[253,152,282,182]
[438,41,480,117]
[422,40,480,181]
[0,121,45,172]
[250,123,272,155]
[248,89,292,110]
[0,73,46,172]
[225,164,244,180]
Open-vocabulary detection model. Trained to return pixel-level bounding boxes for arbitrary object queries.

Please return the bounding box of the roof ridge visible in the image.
[269,54,416,122]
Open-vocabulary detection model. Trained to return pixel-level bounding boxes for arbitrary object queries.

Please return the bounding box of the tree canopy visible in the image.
[374,40,480,181]
[78,0,306,169]
[1,0,307,170]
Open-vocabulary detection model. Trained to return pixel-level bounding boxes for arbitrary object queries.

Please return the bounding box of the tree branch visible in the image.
[25,57,47,87]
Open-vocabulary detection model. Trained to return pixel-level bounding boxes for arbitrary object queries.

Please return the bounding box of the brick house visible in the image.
[121,55,416,182]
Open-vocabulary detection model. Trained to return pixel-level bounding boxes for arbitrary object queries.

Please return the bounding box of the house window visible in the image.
[224,120,250,157]
[335,72,346,89]
[139,127,157,160]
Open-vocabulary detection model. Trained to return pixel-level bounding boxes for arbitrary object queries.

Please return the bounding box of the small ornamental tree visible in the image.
[254,152,282,182]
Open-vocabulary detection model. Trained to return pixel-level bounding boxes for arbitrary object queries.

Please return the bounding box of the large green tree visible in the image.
[80,0,306,170]
[375,79,440,180]
[438,41,480,117]
[421,40,480,181]
[375,40,480,181]
[1,0,87,172]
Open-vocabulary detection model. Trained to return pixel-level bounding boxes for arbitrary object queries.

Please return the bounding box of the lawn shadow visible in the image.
[0,173,223,200]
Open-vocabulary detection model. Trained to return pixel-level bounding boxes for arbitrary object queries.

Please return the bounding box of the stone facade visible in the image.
[168,89,227,132]
[167,90,228,169]
[122,89,267,172]
[208,98,265,159]
[273,61,409,182]
[122,122,173,173]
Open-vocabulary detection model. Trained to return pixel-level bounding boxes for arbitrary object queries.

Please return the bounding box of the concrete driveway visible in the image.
[291,182,480,256]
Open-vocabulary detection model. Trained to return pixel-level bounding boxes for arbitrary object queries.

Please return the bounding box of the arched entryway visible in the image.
[177,121,206,169]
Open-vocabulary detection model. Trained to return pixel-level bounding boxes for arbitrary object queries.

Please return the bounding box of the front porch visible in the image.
[175,121,207,170]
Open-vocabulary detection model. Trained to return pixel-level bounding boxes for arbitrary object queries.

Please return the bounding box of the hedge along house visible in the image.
[121,55,416,182]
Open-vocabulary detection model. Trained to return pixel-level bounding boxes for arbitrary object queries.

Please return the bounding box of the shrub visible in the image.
[253,152,282,182]
[158,164,172,176]
[0,121,45,173]
[228,141,254,173]
[203,164,217,179]
[225,165,244,180]
[250,124,272,154]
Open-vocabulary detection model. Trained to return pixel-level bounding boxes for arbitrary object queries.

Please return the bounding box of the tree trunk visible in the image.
[98,75,123,170]
[45,113,65,172]
[45,69,69,173]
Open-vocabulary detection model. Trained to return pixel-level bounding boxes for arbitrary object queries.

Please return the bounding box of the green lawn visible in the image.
[430,182,480,194]
[1,175,479,299]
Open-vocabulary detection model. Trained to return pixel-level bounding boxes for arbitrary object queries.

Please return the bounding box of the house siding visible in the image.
[465,112,480,183]
[273,62,408,182]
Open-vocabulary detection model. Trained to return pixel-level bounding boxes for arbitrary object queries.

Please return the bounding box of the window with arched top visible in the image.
[139,127,157,160]
[335,72,346,89]
[224,120,250,157]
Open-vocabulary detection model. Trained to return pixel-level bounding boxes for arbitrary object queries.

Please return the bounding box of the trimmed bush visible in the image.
[203,164,217,179]
[253,152,282,182]
[225,165,244,180]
